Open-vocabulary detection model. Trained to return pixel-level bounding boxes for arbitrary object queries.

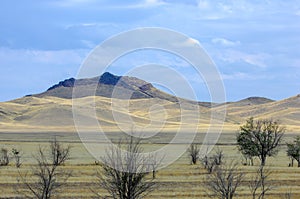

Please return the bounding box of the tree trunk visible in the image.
[261,155,266,166]
[298,160,300,167]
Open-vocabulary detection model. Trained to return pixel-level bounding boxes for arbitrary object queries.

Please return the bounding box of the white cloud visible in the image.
[219,3,233,13]
[80,40,96,48]
[197,0,209,9]
[218,50,270,68]
[221,72,253,80]
[174,37,200,47]
[126,0,166,8]
[52,0,167,10]
[144,0,165,6]
[186,37,200,45]
[65,22,118,30]
[51,0,97,7]
[221,72,274,81]
[212,37,240,47]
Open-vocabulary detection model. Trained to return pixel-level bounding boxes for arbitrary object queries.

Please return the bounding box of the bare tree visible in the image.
[237,118,285,166]
[241,153,254,166]
[202,155,209,169]
[213,148,224,166]
[12,148,22,168]
[0,147,9,166]
[149,154,162,179]
[205,162,244,199]
[95,136,161,199]
[51,137,71,166]
[249,166,273,199]
[206,158,216,174]
[283,188,292,199]
[201,149,224,174]
[18,141,71,199]
[188,143,200,164]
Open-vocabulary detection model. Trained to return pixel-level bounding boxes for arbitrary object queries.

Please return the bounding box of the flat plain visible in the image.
[1,132,300,198]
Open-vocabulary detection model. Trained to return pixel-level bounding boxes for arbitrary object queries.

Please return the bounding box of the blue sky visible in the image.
[0,0,300,102]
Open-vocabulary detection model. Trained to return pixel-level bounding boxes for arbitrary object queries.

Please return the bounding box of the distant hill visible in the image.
[233,97,274,106]
[34,72,185,103]
[0,72,300,133]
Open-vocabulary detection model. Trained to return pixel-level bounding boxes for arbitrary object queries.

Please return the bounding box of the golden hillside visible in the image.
[0,94,300,133]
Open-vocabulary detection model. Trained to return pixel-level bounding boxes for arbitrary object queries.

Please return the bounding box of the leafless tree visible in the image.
[241,154,254,166]
[188,143,200,164]
[51,137,71,166]
[95,136,161,199]
[213,148,224,166]
[249,166,273,199]
[201,148,224,174]
[12,148,22,168]
[205,158,216,174]
[18,142,71,198]
[282,188,292,199]
[0,147,9,166]
[205,162,244,199]
[148,154,162,179]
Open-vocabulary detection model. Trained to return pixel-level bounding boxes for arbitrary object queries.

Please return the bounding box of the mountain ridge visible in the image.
[1,72,299,133]
[32,72,275,106]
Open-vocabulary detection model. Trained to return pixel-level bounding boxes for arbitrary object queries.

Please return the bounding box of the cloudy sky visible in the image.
[0,0,299,102]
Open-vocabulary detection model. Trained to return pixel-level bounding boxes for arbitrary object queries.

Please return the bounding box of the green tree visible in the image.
[237,118,285,166]
[287,136,300,167]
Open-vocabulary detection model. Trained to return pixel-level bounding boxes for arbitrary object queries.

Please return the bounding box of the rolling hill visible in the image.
[0,72,300,133]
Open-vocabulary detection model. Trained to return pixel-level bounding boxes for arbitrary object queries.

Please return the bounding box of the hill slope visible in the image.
[34,72,192,104]
[0,73,299,132]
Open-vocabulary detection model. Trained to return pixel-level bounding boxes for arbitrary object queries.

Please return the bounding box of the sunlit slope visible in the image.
[0,96,210,132]
[213,95,300,131]
[1,94,300,132]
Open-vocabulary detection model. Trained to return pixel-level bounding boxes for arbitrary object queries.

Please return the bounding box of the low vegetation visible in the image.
[1,117,300,198]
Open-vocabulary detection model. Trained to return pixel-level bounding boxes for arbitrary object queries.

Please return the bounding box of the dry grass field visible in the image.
[1,132,300,198]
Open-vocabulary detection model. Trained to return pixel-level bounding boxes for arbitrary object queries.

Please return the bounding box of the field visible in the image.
[1,132,300,198]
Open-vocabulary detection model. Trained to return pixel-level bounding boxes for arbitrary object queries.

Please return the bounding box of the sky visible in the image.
[0,0,300,102]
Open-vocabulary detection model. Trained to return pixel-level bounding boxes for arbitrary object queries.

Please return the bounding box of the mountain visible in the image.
[0,73,300,133]
[33,72,185,103]
[230,97,274,106]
